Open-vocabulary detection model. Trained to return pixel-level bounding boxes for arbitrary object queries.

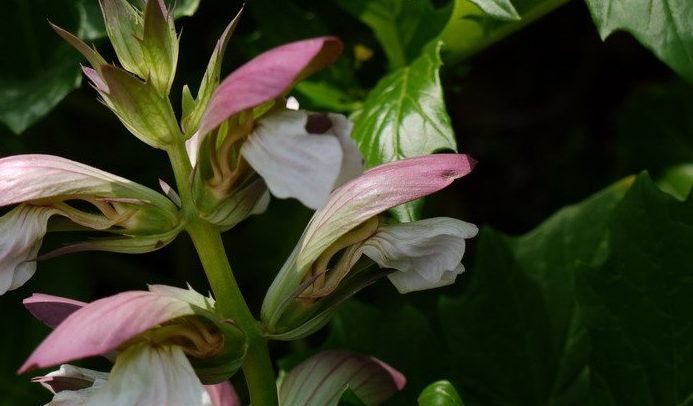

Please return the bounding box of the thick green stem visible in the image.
[166,141,278,406]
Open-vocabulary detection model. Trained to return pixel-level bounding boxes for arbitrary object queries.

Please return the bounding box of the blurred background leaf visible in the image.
[585,0,693,85]
[0,0,200,135]
[577,174,693,406]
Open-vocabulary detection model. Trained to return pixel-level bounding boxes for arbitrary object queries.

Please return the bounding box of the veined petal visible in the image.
[20,291,195,372]
[0,205,59,295]
[24,293,87,329]
[298,154,476,271]
[204,382,240,406]
[279,350,405,406]
[358,218,479,293]
[241,109,343,209]
[0,154,174,211]
[196,36,343,136]
[83,344,206,406]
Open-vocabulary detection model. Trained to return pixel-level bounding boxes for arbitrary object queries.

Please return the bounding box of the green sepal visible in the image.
[141,0,179,95]
[264,259,387,341]
[181,8,242,136]
[100,65,181,148]
[99,0,147,78]
[50,23,107,74]
[188,312,248,384]
[146,285,248,384]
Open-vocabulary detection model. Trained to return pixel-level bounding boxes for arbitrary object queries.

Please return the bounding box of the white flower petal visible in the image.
[185,130,203,167]
[46,386,102,406]
[387,263,465,294]
[84,344,206,406]
[241,109,342,209]
[359,218,478,293]
[327,113,364,187]
[37,364,108,406]
[0,205,59,294]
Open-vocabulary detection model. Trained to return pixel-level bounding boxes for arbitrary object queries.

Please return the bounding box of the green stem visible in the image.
[166,141,278,406]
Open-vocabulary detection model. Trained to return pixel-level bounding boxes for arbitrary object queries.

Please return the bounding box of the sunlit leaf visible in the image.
[351,40,457,222]
[336,0,449,68]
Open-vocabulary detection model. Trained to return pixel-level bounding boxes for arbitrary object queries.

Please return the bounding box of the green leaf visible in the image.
[279,350,404,406]
[325,176,633,405]
[439,177,632,406]
[351,40,457,222]
[617,81,693,176]
[585,0,693,84]
[657,164,693,200]
[576,174,693,406]
[336,0,450,68]
[418,381,466,406]
[468,0,520,21]
[0,0,85,134]
[0,0,199,135]
[294,81,363,114]
[171,0,201,19]
[440,0,570,62]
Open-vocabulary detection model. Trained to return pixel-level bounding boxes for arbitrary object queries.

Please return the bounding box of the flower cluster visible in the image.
[1,1,478,404]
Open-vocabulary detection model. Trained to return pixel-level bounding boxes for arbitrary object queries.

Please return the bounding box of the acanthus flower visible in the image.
[0,154,182,295]
[183,28,364,228]
[20,285,246,405]
[261,154,478,339]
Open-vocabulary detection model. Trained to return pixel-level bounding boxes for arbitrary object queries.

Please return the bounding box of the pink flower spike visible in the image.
[205,381,240,406]
[19,291,195,373]
[23,293,87,329]
[198,37,343,136]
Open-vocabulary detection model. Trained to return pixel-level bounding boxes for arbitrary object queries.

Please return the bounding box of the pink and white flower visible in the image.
[19,285,246,405]
[0,155,181,295]
[261,154,478,339]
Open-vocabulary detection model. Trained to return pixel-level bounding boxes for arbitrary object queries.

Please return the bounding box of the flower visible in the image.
[20,285,246,405]
[261,154,478,339]
[185,33,364,229]
[278,350,405,406]
[0,154,182,295]
[35,363,240,406]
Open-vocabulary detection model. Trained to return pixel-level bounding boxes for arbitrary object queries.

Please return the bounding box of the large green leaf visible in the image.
[336,0,450,68]
[351,40,457,221]
[576,174,693,406]
[438,177,631,406]
[325,176,633,405]
[585,0,693,84]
